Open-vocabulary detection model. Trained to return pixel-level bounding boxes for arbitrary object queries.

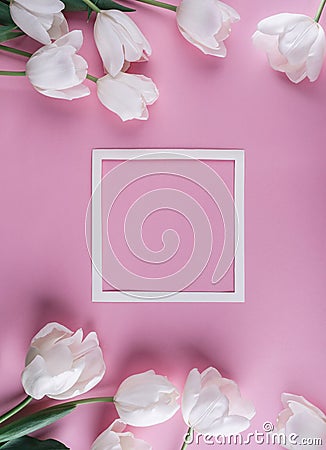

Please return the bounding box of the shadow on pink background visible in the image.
[0,0,326,449]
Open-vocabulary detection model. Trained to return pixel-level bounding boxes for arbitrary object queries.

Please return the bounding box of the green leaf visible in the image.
[0,436,69,449]
[0,405,76,443]
[63,0,135,12]
[0,2,15,26]
[0,25,24,43]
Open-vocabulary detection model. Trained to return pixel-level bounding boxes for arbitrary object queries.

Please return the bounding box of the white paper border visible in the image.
[91,149,245,302]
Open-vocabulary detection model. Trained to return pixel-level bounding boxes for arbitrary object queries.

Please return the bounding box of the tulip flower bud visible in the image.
[26,31,90,100]
[94,10,151,77]
[22,322,106,400]
[182,368,255,436]
[276,394,326,449]
[252,13,326,83]
[176,0,240,57]
[10,0,68,45]
[96,72,158,121]
[114,370,180,426]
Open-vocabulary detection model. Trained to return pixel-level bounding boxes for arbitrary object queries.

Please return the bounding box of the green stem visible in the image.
[61,396,114,408]
[86,73,99,83]
[180,427,192,450]
[314,0,326,21]
[0,44,31,58]
[0,70,26,76]
[132,0,177,12]
[80,0,101,13]
[0,396,32,424]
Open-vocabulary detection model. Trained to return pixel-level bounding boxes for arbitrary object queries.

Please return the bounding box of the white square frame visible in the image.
[91,149,244,302]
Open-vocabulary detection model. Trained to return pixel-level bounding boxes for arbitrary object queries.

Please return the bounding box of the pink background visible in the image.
[0,0,326,449]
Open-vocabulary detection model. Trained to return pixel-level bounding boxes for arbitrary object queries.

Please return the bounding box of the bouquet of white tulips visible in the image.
[1,322,326,449]
[2,0,326,123]
[0,322,256,449]
[0,0,241,121]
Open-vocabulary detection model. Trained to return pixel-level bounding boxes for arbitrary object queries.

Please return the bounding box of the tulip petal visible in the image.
[281,394,326,419]
[177,0,224,49]
[182,368,202,424]
[113,370,179,425]
[306,26,326,81]
[182,368,255,437]
[53,333,106,399]
[27,46,86,90]
[35,84,90,101]
[252,30,289,71]
[109,419,127,434]
[200,367,222,386]
[13,0,64,14]
[217,0,240,22]
[22,322,105,400]
[217,378,255,419]
[279,19,319,65]
[286,64,307,83]
[97,74,144,121]
[120,435,152,450]
[55,30,84,51]
[94,12,125,77]
[91,426,121,450]
[43,343,74,375]
[115,370,176,405]
[10,3,52,44]
[188,384,229,431]
[108,10,152,56]
[215,19,232,42]
[91,420,152,450]
[266,48,288,71]
[178,26,227,56]
[276,407,293,433]
[276,395,326,450]
[257,13,308,35]
[117,73,158,105]
[48,13,69,40]
[177,0,238,56]
[112,24,145,64]
[252,30,277,53]
[22,354,84,400]
[286,408,326,448]
[200,414,251,436]
[72,54,88,81]
[30,322,73,346]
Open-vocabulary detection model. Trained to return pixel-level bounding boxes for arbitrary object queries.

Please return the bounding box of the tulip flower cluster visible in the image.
[0,322,325,450]
[0,0,242,121]
[1,0,326,122]
[0,0,326,123]
[0,322,257,450]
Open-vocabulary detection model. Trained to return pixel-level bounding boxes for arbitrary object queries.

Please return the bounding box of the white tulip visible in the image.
[252,14,326,83]
[176,0,240,57]
[94,10,151,77]
[114,370,180,426]
[182,368,255,436]
[96,72,158,121]
[10,0,68,45]
[26,30,90,100]
[277,393,326,449]
[22,322,106,400]
[91,420,152,450]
